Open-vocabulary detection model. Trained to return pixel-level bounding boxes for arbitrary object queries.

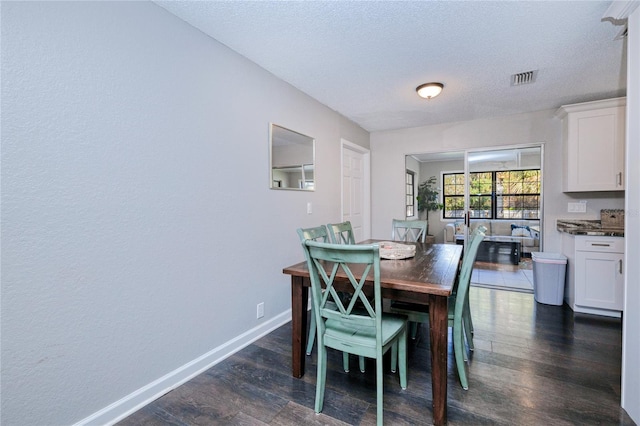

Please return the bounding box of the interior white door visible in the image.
[342,143,369,242]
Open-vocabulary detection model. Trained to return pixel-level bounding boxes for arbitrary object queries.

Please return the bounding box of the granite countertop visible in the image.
[557,219,625,237]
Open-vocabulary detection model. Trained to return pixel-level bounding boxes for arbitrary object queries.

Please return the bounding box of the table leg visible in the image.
[291,275,308,378]
[429,294,448,425]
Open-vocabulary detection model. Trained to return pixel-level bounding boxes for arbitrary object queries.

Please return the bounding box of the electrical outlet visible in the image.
[568,202,587,213]
[257,302,264,319]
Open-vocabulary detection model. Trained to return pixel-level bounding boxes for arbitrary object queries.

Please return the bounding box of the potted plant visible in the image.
[416,176,443,236]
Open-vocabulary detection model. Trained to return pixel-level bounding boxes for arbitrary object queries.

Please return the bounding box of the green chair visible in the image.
[296,226,337,358]
[389,218,428,338]
[389,225,487,390]
[297,226,363,373]
[327,221,356,244]
[302,239,408,425]
[326,221,368,373]
[391,219,427,243]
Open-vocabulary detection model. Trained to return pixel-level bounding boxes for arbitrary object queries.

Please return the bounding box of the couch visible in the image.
[444,219,540,256]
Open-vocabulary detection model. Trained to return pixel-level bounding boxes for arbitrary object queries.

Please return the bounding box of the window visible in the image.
[406,170,415,217]
[495,170,540,219]
[442,170,540,220]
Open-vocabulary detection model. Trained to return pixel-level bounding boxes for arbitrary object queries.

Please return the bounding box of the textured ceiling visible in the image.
[155,1,627,132]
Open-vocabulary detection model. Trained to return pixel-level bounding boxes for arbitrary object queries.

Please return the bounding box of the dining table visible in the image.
[282,240,463,426]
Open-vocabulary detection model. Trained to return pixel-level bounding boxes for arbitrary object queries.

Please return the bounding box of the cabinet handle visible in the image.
[591,243,610,247]
[619,259,623,274]
[617,172,623,186]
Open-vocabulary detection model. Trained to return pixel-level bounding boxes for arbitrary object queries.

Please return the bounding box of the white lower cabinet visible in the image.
[564,235,624,317]
[562,234,624,317]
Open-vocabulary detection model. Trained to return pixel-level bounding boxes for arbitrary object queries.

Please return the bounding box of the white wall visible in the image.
[622,5,640,423]
[0,2,368,425]
[370,109,624,252]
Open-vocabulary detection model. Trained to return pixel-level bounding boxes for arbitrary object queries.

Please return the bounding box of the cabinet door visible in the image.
[564,106,625,191]
[575,250,624,311]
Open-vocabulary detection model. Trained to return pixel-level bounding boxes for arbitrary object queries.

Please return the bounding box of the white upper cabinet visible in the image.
[557,97,626,192]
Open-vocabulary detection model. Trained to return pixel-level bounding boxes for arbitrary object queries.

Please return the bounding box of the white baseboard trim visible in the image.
[74,309,292,426]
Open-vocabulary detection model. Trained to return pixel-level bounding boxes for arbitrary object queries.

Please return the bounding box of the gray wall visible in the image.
[371,109,624,252]
[0,2,368,425]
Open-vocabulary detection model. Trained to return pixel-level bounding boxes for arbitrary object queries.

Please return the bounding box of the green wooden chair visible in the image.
[297,226,363,373]
[302,239,408,425]
[389,225,486,390]
[326,221,369,373]
[296,226,337,358]
[391,219,427,243]
[327,221,356,244]
[389,218,428,338]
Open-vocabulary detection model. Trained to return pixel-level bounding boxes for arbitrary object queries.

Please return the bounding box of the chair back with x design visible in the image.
[391,219,427,243]
[302,240,407,425]
[327,221,356,245]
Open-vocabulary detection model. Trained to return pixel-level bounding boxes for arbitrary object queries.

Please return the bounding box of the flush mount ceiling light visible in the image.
[416,82,444,99]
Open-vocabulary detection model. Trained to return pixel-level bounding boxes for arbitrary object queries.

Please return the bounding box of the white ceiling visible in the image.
[155,1,627,132]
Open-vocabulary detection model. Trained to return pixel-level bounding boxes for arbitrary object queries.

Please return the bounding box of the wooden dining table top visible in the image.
[283,239,462,298]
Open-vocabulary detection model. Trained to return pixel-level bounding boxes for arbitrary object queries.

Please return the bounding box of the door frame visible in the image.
[406,143,545,251]
[461,144,545,252]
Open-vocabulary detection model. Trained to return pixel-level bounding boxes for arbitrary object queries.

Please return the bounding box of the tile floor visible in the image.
[471,259,534,293]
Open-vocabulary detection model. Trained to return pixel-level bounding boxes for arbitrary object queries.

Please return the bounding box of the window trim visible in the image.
[406,170,416,217]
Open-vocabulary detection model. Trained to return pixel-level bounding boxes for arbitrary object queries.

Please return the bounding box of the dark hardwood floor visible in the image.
[118,287,635,425]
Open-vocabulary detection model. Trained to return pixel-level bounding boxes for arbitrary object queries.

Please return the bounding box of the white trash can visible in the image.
[531,252,567,306]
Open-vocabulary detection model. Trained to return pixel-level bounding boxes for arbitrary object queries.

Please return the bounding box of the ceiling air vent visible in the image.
[511,70,538,86]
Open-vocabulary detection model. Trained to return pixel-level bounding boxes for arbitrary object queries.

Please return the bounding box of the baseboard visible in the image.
[74,309,292,426]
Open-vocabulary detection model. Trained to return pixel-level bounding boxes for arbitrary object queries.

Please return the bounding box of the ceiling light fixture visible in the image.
[416,82,444,99]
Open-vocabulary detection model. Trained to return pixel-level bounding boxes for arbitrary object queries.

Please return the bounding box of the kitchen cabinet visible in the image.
[557,97,626,192]
[563,234,624,317]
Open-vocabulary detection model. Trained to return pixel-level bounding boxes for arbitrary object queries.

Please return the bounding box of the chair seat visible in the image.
[324,314,406,356]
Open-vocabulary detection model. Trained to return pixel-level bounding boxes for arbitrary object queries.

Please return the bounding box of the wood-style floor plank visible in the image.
[117,287,636,425]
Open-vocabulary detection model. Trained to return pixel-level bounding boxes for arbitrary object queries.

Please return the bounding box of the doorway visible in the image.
[406,144,543,293]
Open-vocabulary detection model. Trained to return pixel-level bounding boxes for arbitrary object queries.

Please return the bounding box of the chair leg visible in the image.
[453,318,469,390]
[390,341,398,373]
[399,327,408,390]
[465,293,475,336]
[315,345,328,413]
[376,351,384,426]
[341,352,365,373]
[462,324,469,362]
[306,306,316,356]
[343,352,350,372]
[463,313,474,352]
[410,321,418,339]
